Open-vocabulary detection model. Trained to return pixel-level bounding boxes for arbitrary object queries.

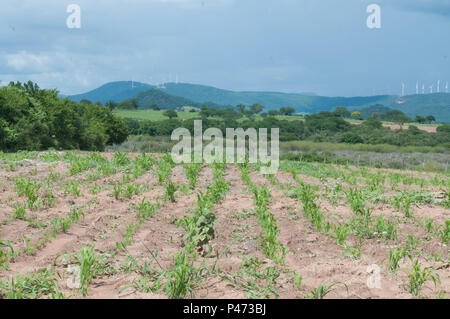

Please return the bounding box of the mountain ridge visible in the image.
[67,81,450,122]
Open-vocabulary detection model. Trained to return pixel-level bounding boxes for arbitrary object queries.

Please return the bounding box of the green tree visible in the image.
[386,110,411,129]
[414,115,426,124]
[106,101,118,111]
[333,106,351,118]
[236,104,246,114]
[280,107,295,116]
[425,115,436,123]
[163,110,178,119]
[80,99,92,105]
[249,103,265,114]
[268,110,281,116]
[351,111,361,119]
[117,99,138,110]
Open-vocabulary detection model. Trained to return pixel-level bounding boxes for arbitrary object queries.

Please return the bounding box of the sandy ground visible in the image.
[382,124,437,133]
[0,153,448,299]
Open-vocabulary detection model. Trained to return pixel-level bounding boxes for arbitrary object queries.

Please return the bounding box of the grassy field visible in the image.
[113,109,202,121]
[107,135,449,172]
[0,151,448,299]
[114,109,441,131]
[113,109,305,122]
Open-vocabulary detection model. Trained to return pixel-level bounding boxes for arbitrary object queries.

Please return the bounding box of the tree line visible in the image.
[125,106,450,148]
[0,81,128,152]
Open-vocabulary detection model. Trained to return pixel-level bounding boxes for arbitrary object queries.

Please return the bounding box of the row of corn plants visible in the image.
[239,164,286,264]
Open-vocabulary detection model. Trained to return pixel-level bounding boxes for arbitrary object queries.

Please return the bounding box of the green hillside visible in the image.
[69,81,153,103]
[134,88,228,109]
[384,93,450,123]
[68,81,450,122]
[159,82,395,110]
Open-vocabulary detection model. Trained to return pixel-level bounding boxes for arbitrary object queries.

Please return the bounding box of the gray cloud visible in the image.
[0,0,449,96]
[390,0,450,17]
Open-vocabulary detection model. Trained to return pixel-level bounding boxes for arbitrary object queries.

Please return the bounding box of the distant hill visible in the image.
[358,104,393,119]
[69,81,153,103]
[161,83,449,122]
[67,81,450,122]
[382,93,450,123]
[160,83,323,110]
[160,83,399,113]
[134,89,201,109]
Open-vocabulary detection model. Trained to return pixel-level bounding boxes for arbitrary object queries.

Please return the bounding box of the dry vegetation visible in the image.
[0,151,448,299]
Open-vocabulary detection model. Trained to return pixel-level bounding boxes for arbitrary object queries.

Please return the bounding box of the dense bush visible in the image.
[0,81,128,152]
[339,132,364,144]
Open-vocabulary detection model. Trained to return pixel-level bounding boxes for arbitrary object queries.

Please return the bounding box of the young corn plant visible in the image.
[69,207,85,223]
[116,223,138,251]
[375,216,397,240]
[408,259,440,297]
[15,178,41,210]
[154,155,175,185]
[113,152,130,166]
[0,268,65,299]
[335,224,349,246]
[79,246,95,296]
[389,247,409,273]
[0,240,14,269]
[132,153,155,178]
[113,182,124,200]
[124,184,141,199]
[305,282,348,299]
[60,218,72,233]
[219,256,280,299]
[165,180,178,203]
[184,163,202,189]
[253,186,286,264]
[438,220,449,245]
[345,188,365,215]
[64,180,81,197]
[391,192,414,218]
[164,251,199,299]
[137,198,159,223]
[424,219,434,233]
[12,203,27,220]
[206,164,230,204]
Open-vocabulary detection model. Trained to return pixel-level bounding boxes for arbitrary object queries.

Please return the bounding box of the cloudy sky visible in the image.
[1,0,450,96]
